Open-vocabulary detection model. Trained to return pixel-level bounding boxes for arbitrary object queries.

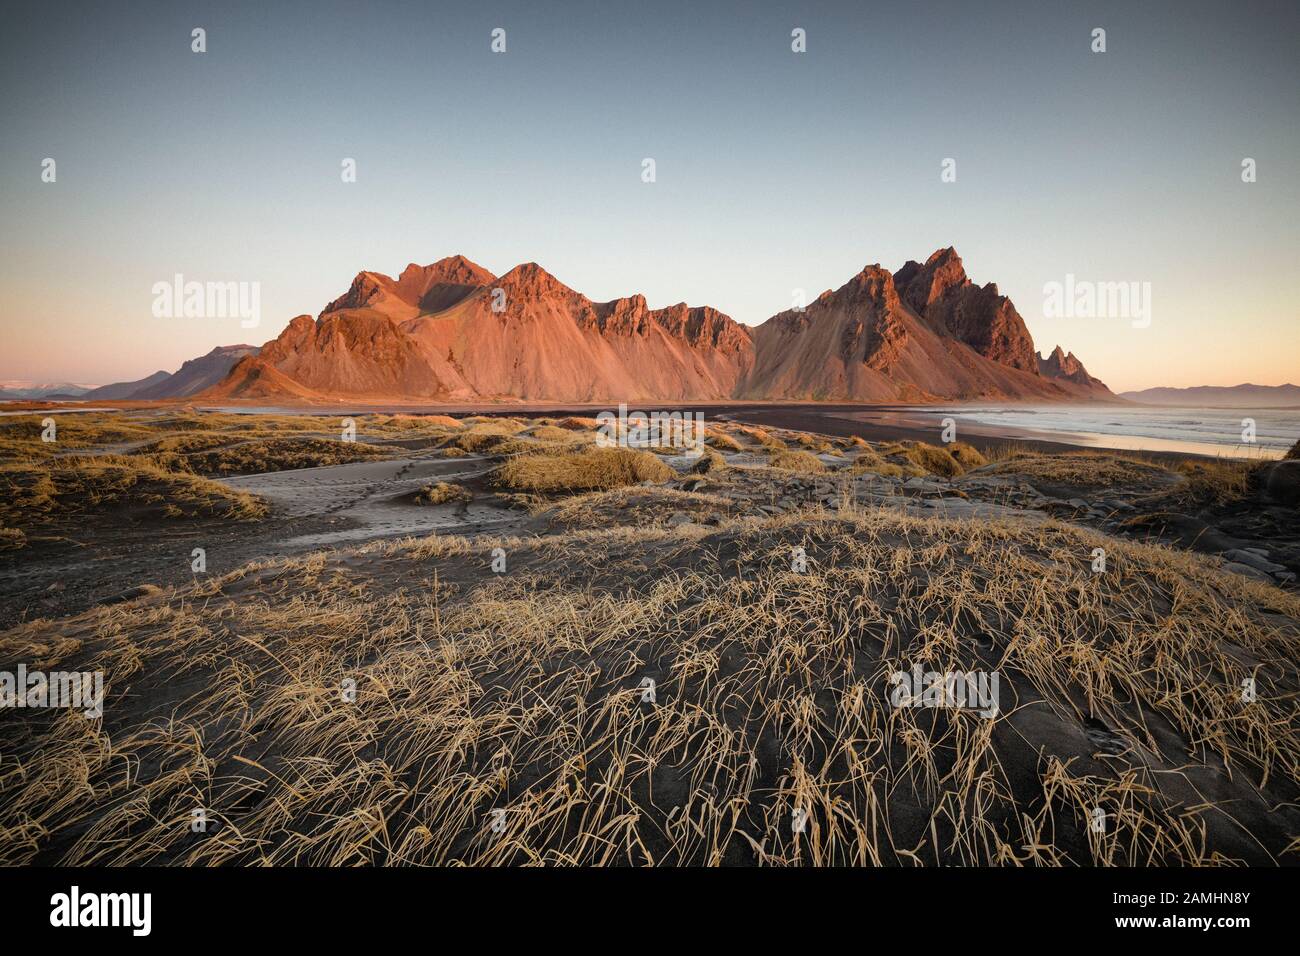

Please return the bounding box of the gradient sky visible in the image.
[2,0,1296,392]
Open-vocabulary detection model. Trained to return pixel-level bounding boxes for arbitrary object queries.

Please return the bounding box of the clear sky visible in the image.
[2,0,1296,392]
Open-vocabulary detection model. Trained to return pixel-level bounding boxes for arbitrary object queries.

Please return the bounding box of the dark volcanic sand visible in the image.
[0,455,526,629]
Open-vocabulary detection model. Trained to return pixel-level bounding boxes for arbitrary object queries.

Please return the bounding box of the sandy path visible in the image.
[219,455,526,548]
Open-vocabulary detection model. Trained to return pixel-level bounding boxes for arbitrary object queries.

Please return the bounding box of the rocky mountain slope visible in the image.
[192,249,1112,404]
[738,249,1109,402]
[211,256,755,402]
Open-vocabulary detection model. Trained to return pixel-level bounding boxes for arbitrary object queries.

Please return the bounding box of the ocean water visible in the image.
[908,404,1298,458]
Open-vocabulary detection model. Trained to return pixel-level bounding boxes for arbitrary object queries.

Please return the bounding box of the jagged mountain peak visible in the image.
[1038,344,1105,389]
[893,246,969,312]
[324,256,496,318]
[840,263,901,304]
[394,255,495,295]
[497,261,582,300]
[891,249,1036,372]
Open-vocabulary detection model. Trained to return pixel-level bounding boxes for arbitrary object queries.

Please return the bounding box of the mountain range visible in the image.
[0,382,96,400]
[17,249,1116,405]
[1119,383,1300,407]
[80,345,260,401]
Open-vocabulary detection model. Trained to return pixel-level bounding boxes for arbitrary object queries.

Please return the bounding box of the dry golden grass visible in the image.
[982,441,1037,463]
[0,455,267,530]
[0,411,474,466]
[737,426,785,451]
[692,448,728,474]
[855,462,911,479]
[0,525,25,550]
[843,449,916,479]
[873,441,972,478]
[840,446,876,466]
[908,443,961,477]
[130,432,237,456]
[496,447,676,493]
[541,486,733,527]
[464,419,526,437]
[1172,458,1259,505]
[556,417,602,431]
[976,446,1262,505]
[983,453,1173,488]
[705,429,743,452]
[0,437,58,463]
[2,506,1295,865]
[194,412,338,434]
[414,481,472,506]
[767,449,827,474]
[402,414,461,429]
[527,424,593,443]
[949,442,988,471]
[141,437,393,476]
[791,431,834,453]
[440,431,520,454]
[0,414,155,448]
[0,414,151,462]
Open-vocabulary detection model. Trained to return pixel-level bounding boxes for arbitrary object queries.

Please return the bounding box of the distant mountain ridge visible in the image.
[0,382,95,400]
[80,371,172,401]
[1120,383,1300,407]
[80,345,259,401]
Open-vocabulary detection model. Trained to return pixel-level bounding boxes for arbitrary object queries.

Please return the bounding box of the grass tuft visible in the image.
[496,447,675,493]
[414,481,472,506]
[767,449,827,474]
